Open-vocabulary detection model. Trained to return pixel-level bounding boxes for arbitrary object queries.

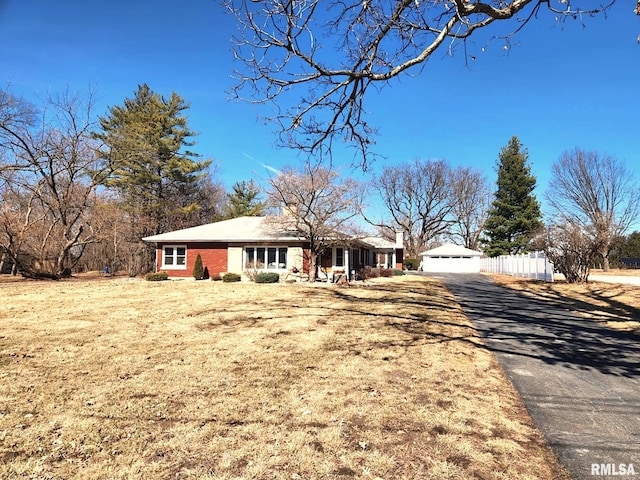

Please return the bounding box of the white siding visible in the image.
[422,255,481,273]
[288,246,305,272]
[227,246,243,274]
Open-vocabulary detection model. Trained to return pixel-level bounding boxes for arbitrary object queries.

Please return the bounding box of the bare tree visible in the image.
[534,222,602,283]
[226,0,620,166]
[0,88,108,278]
[194,174,229,224]
[545,148,640,272]
[71,192,129,273]
[370,159,453,258]
[266,162,364,281]
[448,166,491,250]
[0,183,27,274]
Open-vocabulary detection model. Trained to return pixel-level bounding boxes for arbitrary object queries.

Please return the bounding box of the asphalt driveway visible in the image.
[419,273,640,480]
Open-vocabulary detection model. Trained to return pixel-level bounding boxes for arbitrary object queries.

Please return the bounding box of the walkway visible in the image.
[427,273,640,480]
[588,274,640,286]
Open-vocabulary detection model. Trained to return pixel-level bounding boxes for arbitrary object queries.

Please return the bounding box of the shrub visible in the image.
[145,271,168,282]
[404,258,421,271]
[362,266,379,280]
[255,272,280,284]
[379,268,393,278]
[222,272,241,283]
[192,253,204,280]
[359,267,404,279]
[243,268,258,282]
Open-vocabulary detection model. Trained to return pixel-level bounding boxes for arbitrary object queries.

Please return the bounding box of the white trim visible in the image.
[161,245,187,270]
[243,245,289,272]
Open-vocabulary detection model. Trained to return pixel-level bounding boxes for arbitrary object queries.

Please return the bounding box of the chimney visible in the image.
[395,231,403,248]
[282,203,298,218]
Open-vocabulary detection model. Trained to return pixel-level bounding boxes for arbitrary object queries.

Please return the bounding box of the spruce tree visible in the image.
[483,136,542,257]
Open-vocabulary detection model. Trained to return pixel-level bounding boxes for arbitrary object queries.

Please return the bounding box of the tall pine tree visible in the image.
[95,84,211,275]
[96,84,210,236]
[483,136,542,257]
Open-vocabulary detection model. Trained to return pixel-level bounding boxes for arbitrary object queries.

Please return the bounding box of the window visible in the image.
[278,248,287,268]
[162,245,186,269]
[245,247,255,269]
[335,248,344,267]
[267,247,277,268]
[244,247,288,270]
[256,247,266,269]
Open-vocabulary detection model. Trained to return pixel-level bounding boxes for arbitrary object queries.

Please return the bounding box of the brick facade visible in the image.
[157,242,228,278]
[154,242,398,278]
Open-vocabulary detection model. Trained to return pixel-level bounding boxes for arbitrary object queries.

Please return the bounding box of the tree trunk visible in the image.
[599,242,611,272]
[308,255,317,282]
[55,227,84,278]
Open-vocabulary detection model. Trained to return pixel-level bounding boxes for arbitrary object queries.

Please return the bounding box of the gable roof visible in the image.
[420,244,483,257]
[142,216,305,243]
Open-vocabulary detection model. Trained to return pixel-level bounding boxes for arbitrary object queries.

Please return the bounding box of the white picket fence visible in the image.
[480,251,555,282]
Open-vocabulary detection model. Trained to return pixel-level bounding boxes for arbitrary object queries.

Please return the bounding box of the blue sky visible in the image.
[1,0,639,218]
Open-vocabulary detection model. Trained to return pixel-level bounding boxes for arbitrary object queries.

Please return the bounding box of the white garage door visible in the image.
[423,255,480,273]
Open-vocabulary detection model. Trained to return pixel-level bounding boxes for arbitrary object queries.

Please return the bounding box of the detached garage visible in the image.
[420,244,483,273]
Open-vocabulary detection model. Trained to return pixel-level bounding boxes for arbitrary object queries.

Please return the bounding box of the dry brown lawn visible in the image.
[0,274,568,479]
[489,273,640,336]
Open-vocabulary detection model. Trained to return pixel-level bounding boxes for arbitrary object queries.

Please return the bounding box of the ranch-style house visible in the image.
[142,216,403,281]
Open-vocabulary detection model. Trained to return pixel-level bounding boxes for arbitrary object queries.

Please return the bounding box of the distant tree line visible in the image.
[0,85,265,278]
[609,231,640,268]
[261,135,640,286]
[0,84,493,278]
[2,85,638,284]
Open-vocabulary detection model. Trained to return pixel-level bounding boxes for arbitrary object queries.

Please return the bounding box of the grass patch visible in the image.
[0,275,568,479]
[489,273,640,336]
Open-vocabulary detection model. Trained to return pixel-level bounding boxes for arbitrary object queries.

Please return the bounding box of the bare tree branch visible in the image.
[226,0,617,167]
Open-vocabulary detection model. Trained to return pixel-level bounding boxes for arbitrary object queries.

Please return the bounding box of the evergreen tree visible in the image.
[225,180,266,218]
[483,136,542,257]
[611,231,640,267]
[193,253,204,280]
[620,232,640,259]
[95,84,210,236]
